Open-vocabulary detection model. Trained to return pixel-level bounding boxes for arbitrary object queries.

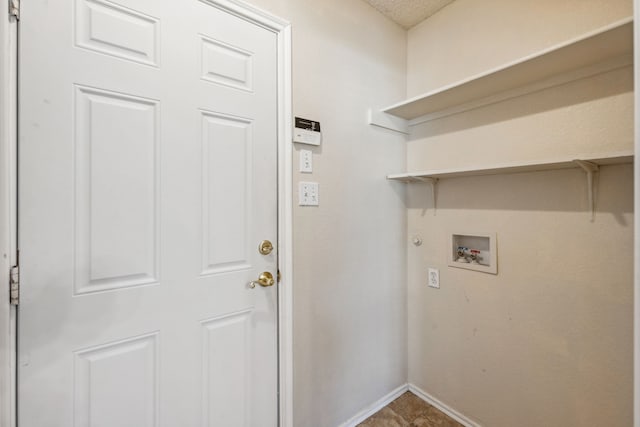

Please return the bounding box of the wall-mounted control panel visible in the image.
[294,117,322,146]
[448,232,497,274]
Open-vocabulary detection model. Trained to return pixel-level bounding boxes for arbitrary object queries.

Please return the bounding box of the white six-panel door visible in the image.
[18,0,279,425]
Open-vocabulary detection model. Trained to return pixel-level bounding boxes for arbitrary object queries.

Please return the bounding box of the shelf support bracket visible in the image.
[412,176,438,214]
[368,109,410,135]
[574,160,599,221]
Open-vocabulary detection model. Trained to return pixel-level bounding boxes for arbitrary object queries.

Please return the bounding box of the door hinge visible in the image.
[9,265,19,306]
[8,0,19,20]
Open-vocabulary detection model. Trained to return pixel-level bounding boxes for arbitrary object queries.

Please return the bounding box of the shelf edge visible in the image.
[379,17,633,121]
[386,152,634,181]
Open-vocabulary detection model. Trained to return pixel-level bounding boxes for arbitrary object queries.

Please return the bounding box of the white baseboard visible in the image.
[408,383,481,427]
[339,383,409,427]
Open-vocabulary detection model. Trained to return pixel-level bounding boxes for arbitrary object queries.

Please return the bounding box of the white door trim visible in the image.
[275,22,295,427]
[634,1,640,426]
[0,1,292,426]
[0,4,18,427]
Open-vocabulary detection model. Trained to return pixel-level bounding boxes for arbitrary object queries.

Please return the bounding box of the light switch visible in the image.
[299,149,313,173]
[299,182,319,206]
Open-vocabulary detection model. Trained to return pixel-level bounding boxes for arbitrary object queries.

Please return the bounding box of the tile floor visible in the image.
[358,391,464,427]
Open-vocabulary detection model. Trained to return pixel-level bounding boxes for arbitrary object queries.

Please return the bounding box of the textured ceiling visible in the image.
[363,0,455,29]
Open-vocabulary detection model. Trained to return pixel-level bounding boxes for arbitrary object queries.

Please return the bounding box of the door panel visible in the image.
[18,0,278,425]
[75,0,160,66]
[74,86,160,294]
[200,111,253,275]
[73,332,159,427]
[201,310,252,427]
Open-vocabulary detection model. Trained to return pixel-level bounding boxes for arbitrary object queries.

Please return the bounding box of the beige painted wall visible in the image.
[242,1,409,426]
[406,1,634,426]
[407,0,632,97]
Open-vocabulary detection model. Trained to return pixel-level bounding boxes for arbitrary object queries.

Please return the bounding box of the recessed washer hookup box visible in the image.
[448,232,497,275]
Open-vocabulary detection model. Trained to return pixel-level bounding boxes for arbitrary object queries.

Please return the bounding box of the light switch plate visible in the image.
[299,150,312,173]
[299,182,319,206]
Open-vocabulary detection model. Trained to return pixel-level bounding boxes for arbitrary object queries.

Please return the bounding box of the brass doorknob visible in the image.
[249,271,275,288]
[258,240,274,255]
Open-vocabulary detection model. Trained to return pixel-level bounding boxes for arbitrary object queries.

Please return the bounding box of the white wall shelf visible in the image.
[388,152,634,219]
[370,17,633,127]
[387,153,632,182]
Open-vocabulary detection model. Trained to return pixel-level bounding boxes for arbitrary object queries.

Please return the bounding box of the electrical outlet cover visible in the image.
[299,182,319,206]
[428,268,440,288]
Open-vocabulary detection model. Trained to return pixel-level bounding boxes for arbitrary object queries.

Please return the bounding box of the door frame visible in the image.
[635,2,639,426]
[0,0,293,426]
[0,2,18,426]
